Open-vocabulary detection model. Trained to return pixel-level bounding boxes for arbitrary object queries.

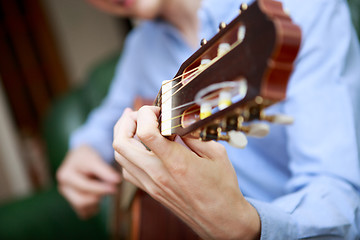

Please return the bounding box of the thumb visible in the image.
[84,156,122,184]
[182,137,228,160]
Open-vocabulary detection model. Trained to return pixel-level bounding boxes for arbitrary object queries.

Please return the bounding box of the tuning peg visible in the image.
[200,125,248,148]
[200,59,211,65]
[199,59,211,70]
[217,130,248,148]
[239,3,248,12]
[261,114,294,125]
[244,123,270,137]
[218,91,232,110]
[219,22,227,31]
[227,131,248,148]
[218,43,231,56]
[200,102,212,120]
[237,25,246,43]
[200,38,207,46]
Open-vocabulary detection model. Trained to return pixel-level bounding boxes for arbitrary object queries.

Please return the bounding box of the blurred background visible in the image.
[0,0,359,239]
[0,0,131,239]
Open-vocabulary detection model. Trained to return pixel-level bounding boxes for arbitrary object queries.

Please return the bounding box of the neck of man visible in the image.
[161,0,201,49]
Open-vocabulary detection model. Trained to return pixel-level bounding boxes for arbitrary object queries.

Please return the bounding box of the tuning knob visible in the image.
[217,43,231,57]
[219,22,227,31]
[245,123,270,137]
[200,125,248,148]
[227,131,248,148]
[261,114,294,125]
[200,38,207,46]
[240,3,248,11]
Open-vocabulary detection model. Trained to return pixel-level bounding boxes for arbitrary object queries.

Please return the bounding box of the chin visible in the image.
[134,0,163,20]
[135,10,160,20]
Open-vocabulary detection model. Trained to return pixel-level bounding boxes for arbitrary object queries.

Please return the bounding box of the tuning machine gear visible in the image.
[200,124,248,149]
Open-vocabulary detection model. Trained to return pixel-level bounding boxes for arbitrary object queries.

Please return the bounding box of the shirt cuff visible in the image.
[246,198,297,239]
[69,127,115,164]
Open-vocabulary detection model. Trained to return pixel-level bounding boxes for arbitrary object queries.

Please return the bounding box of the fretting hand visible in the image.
[113,106,261,240]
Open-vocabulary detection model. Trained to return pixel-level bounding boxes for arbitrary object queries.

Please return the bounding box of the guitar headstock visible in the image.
[156,0,301,148]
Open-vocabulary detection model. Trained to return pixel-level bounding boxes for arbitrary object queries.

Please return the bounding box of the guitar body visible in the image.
[131,190,199,240]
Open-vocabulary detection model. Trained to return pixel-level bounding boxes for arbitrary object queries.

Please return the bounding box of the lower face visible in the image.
[87,0,166,19]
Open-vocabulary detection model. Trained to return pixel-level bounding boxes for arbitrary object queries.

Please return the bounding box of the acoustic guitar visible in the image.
[114,0,301,239]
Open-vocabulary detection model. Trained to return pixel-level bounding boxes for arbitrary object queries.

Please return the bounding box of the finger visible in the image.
[114,108,136,138]
[60,185,100,219]
[114,151,152,190]
[62,171,118,195]
[113,106,186,203]
[182,137,227,160]
[136,106,179,159]
[113,108,152,165]
[81,158,122,184]
[115,149,182,207]
[122,168,145,190]
[113,108,144,155]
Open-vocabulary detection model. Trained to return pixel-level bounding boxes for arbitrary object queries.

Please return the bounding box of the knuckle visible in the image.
[145,183,161,200]
[72,200,84,211]
[122,170,131,182]
[212,142,227,157]
[137,128,156,144]
[113,139,127,157]
[217,144,227,155]
[167,161,187,178]
[113,119,120,134]
[151,171,168,187]
[112,136,122,150]
[74,197,96,210]
[56,168,66,183]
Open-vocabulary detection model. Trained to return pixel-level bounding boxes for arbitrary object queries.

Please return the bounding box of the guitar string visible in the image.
[159,39,243,132]
[158,66,201,105]
[161,107,200,124]
[160,89,226,135]
[161,124,183,134]
[161,34,243,113]
[159,67,200,101]
[162,66,200,86]
[159,66,206,112]
[155,67,200,107]
[159,58,221,132]
[160,89,223,120]
[160,49,221,111]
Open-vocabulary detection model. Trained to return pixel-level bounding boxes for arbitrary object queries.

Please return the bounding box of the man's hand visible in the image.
[113,107,260,240]
[57,145,121,219]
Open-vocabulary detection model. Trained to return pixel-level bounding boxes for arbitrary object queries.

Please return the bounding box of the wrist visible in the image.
[221,194,261,240]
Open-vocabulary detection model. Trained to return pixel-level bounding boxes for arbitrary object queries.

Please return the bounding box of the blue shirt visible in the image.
[70,0,360,238]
